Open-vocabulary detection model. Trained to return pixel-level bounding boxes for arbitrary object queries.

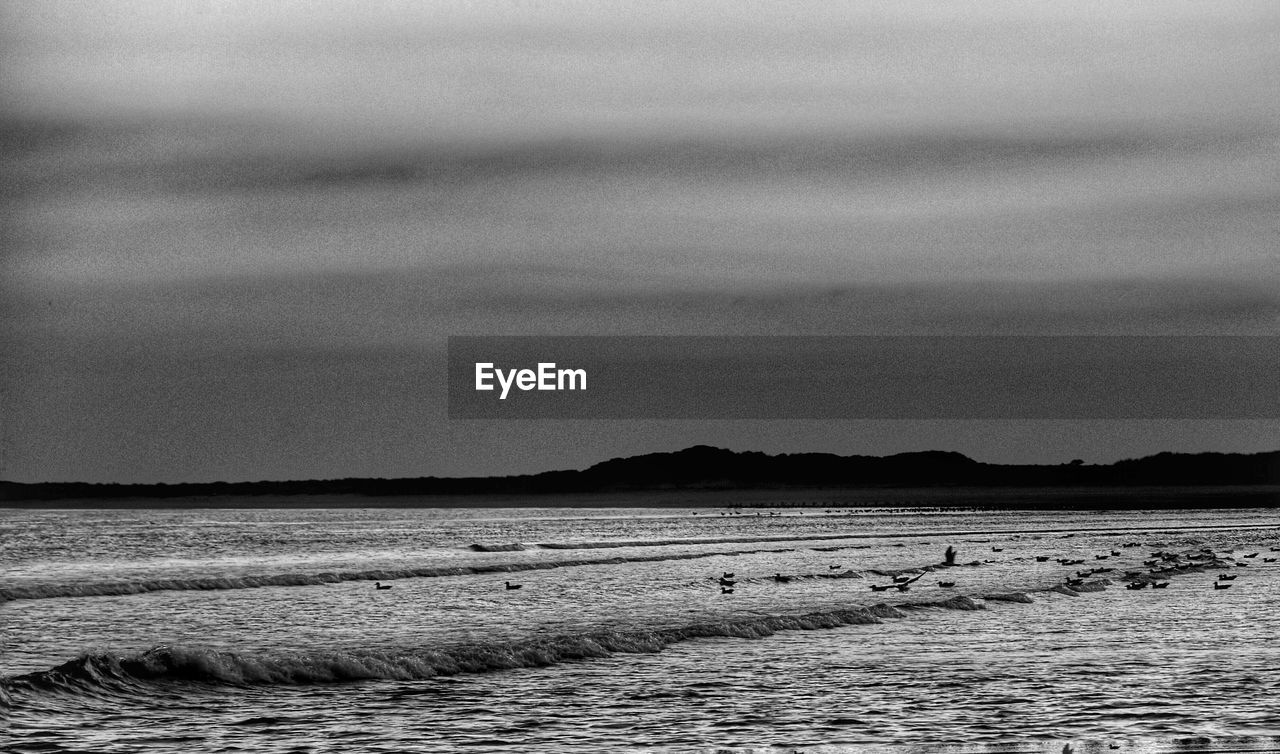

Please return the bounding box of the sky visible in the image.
[2,1,1278,483]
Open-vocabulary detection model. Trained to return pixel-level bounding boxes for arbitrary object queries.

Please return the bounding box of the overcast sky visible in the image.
[2,1,1278,483]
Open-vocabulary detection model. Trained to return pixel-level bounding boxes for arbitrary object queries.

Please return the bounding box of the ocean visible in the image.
[3,502,1279,752]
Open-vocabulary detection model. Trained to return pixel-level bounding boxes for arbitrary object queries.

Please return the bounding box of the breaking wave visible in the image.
[0,546,827,603]
[2,599,992,696]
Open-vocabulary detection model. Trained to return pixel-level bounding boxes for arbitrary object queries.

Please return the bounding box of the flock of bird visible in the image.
[1053,543,1278,593]
[711,541,1278,598]
[368,544,1278,593]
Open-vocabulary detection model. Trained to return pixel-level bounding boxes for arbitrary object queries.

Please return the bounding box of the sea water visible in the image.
[3,503,1279,753]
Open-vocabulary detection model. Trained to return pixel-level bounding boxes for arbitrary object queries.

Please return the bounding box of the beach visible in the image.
[4,503,1279,752]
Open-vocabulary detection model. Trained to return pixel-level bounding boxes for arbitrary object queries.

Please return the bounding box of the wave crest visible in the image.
[4,605,891,694]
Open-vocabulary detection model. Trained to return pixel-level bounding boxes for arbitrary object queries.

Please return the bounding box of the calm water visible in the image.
[3,503,1280,753]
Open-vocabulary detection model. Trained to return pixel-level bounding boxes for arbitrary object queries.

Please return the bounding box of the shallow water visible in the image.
[3,504,1279,752]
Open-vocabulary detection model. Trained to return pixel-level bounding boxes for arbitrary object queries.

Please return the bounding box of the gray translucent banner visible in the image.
[447,336,1279,419]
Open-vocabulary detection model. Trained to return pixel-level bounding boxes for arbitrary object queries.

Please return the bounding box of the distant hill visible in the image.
[2,446,1278,502]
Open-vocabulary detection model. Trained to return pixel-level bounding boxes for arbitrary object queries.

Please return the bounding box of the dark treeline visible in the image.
[2,447,1278,503]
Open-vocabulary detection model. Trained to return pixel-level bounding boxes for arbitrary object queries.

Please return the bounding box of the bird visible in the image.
[1035,556,1050,562]
[938,581,956,588]
[374,582,392,590]
[723,572,735,578]
[505,581,522,590]
[1214,582,1232,590]
[719,578,736,587]
[1219,574,1238,580]
[721,587,734,594]
[991,547,1003,552]
[774,573,792,583]
[829,565,843,570]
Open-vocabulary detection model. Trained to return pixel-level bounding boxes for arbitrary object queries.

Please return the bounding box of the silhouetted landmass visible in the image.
[2,447,1277,504]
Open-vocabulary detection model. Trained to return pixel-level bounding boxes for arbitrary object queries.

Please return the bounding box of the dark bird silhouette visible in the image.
[719,578,736,587]
[1219,574,1238,580]
[938,581,956,588]
[829,565,843,570]
[774,573,792,583]
[721,587,734,594]
[944,546,957,565]
[375,582,392,590]
[1035,556,1050,562]
[991,547,1003,552]
[505,581,522,590]
[723,572,735,578]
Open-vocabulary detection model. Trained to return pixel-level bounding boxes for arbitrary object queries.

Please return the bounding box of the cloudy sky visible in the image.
[2,1,1278,483]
